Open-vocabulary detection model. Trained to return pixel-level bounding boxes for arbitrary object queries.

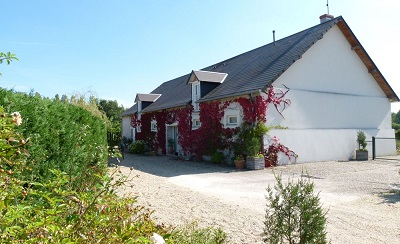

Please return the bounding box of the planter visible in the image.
[151,150,157,156]
[356,150,368,161]
[234,159,246,169]
[246,156,265,170]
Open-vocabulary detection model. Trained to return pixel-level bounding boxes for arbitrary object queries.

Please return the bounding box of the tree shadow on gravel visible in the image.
[379,185,400,204]
[114,153,239,177]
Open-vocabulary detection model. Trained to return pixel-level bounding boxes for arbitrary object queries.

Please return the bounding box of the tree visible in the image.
[0,52,18,76]
[98,99,124,123]
[97,99,125,146]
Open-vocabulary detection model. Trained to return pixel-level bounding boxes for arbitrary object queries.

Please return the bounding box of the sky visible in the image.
[1,0,400,112]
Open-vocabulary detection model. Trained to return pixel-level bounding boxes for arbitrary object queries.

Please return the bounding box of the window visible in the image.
[193,83,200,111]
[226,115,238,126]
[151,120,157,132]
[137,124,142,133]
[192,119,201,129]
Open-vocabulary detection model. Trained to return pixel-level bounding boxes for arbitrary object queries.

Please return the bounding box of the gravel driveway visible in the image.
[115,154,400,243]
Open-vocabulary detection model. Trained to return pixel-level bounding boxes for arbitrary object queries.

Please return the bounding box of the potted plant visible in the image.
[233,155,246,169]
[356,131,368,161]
[240,123,269,170]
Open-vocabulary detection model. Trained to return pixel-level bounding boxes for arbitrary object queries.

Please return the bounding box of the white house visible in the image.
[122,14,398,163]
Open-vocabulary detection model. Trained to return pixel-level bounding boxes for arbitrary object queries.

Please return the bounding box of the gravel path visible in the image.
[114,154,400,243]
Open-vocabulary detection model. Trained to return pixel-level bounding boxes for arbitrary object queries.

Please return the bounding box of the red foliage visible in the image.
[264,136,298,167]
[130,85,295,164]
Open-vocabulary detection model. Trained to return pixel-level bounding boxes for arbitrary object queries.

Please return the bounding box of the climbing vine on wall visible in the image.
[130,105,193,155]
[130,86,293,160]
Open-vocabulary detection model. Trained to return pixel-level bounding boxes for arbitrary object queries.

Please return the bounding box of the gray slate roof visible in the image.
[121,15,397,115]
[121,103,137,117]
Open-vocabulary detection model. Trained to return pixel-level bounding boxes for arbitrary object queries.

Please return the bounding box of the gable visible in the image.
[273,25,387,98]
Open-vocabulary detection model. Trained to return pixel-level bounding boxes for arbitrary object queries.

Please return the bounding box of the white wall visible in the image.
[266,129,395,163]
[122,116,133,140]
[266,25,396,163]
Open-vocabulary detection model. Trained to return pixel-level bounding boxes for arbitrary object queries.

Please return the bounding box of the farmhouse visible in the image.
[122,15,398,163]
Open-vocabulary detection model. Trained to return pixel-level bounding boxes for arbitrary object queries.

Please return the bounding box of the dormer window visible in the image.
[187,70,228,111]
[135,93,162,112]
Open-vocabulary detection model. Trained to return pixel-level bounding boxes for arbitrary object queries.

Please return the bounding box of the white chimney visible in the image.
[319,14,334,23]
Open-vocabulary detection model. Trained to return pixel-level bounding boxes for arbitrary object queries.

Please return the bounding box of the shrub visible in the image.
[211,151,225,164]
[264,173,328,244]
[129,140,146,154]
[357,131,367,151]
[169,221,227,244]
[0,89,108,188]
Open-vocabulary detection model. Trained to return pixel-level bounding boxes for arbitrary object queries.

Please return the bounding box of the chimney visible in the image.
[319,14,334,23]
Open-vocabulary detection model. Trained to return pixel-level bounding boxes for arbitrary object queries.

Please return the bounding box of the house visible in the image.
[121,14,399,163]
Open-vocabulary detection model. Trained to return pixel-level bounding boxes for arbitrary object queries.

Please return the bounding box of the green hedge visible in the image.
[0,89,108,186]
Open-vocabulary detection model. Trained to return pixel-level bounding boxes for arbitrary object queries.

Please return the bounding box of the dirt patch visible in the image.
[115,155,400,243]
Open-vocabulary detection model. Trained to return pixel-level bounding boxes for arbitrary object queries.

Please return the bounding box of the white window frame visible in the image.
[192,119,201,129]
[151,120,157,132]
[192,82,201,111]
[137,124,142,133]
[226,115,239,127]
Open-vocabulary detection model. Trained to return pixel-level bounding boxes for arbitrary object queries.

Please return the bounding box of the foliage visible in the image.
[130,86,295,165]
[264,173,328,244]
[264,136,298,167]
[357,131,367,151]
[129,140,146,154]
[1,106,229,243]
[131,106,193,155]
[0,52,18,76]
[211,151,225,164]
[0,89,108,188]
[237,123,270,157]
[0,107,165,242]
[97,99,125,146]
[169,221,227,244]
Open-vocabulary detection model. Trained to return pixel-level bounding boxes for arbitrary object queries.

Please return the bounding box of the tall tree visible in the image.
[97,99,125,146]
[0,52,18,76]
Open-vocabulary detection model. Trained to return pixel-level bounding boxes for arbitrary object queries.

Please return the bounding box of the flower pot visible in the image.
[234,159,246,169]
[246,156,265,170]
[151,150,157,156]
[356,150,368,161]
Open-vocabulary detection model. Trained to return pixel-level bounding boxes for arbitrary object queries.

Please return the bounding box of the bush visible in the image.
[264,173,328,244]
[0,89,108,188]
[211,151,225,164]
[129,140,146,154]
[169,221,227,243]
[0,106,228,243]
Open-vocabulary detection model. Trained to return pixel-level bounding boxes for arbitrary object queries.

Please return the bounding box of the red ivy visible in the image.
[130,86,295,163]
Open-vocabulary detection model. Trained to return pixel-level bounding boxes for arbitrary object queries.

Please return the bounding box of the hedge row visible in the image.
[0,89,108,186]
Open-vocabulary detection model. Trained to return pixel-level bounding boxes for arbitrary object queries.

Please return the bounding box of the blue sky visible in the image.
[1,0,399,112]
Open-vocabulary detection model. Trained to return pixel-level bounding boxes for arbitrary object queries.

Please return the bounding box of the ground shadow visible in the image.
[379,183,400,204]
[379,192,400,204]
[111,153,240,177]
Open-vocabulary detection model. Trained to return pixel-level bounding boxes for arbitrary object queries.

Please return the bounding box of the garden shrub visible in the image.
[129,140,146,154]
[264,173,328,244]
[1,106,229,243]
[169,221,227,244]
[211,151,225,164]
[0,89,108,188]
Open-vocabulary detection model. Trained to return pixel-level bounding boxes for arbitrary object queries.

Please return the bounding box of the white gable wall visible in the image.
[266,25,395,163]
[122,116,134,141]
